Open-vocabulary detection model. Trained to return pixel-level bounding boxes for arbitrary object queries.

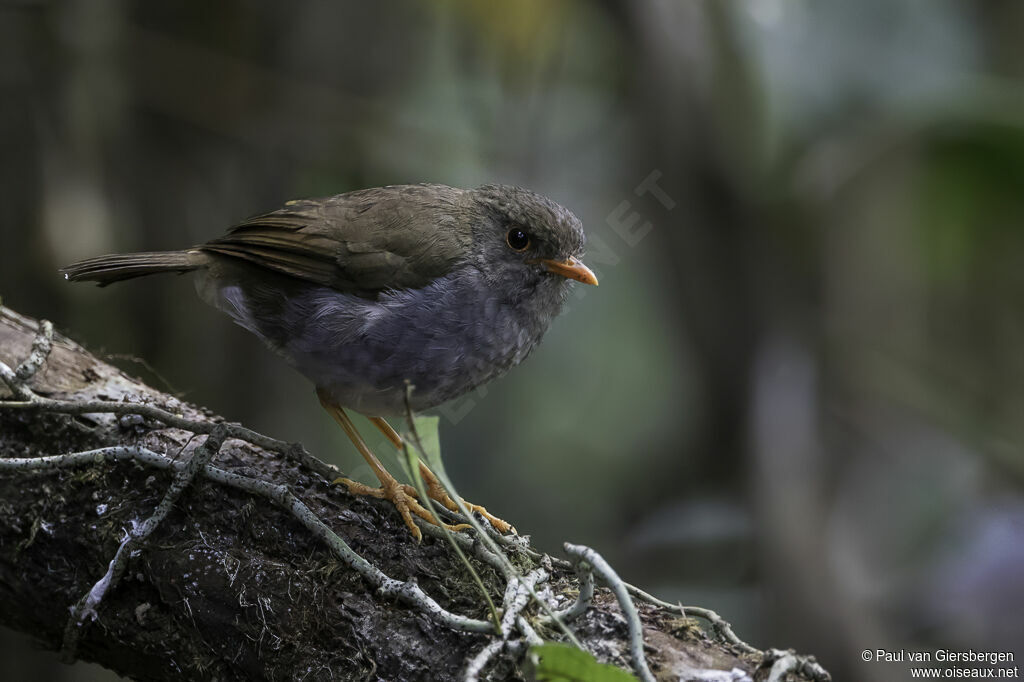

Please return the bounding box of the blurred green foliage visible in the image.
[531,643,637,682]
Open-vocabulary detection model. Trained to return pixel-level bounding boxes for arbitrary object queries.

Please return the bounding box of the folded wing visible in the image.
[201,184,471,298]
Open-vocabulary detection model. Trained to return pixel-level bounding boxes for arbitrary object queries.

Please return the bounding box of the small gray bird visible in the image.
[62,183,598,540]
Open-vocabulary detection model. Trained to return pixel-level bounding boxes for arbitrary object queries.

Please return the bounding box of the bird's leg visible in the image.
[368,416,516,535]
[317,389,469,541]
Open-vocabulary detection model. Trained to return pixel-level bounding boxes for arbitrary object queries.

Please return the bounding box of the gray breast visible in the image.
[205,268,567,415]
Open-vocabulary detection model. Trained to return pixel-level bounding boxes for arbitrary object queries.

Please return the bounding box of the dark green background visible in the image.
[2,1,1023,680]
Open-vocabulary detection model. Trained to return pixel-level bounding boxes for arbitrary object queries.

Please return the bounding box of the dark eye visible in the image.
[506,228,531,251]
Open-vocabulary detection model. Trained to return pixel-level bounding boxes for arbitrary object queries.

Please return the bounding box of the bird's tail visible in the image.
[61,250,205,287]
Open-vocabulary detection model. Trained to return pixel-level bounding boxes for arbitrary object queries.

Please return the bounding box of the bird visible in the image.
[61,183,598,541]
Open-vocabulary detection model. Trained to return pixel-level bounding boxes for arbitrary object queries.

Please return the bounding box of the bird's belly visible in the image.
[295,338,504,416]
[273,283,550,416]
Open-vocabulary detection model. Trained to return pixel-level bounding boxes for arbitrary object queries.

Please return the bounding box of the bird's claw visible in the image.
[416,468,517,535]
[332,476,471,542]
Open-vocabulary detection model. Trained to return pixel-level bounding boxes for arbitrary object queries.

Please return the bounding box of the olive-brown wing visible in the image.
[200,185,472,298]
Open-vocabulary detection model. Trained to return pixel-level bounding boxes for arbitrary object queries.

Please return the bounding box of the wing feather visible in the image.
[198,185,472,298]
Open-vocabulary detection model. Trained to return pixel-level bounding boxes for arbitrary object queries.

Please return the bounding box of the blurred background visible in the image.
[2,1,1023,680]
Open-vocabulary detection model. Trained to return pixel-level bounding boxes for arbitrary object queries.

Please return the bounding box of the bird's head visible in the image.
[468,184,597,301]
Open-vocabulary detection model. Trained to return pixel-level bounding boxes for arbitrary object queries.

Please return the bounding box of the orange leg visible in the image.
[317,389,469,541]
[368,416,516,535]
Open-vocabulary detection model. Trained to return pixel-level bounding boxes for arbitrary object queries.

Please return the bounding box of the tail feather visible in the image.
[61,250,203,286]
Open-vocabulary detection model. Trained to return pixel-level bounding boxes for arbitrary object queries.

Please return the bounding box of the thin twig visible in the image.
[624,583,758,654]
[0,391,337,482]
[0,354,32,401]
[14,319,53,383]
[764,649,831,682]
[463,639,505,682]
[499,569,545,635]
[542,557,595,624]
[515,616,544,647]
[0,326,333,482]
[60,426,227,661]
[401,436,503,632]
[416,519,507,576]
[564,543,655,682]
[462,570,547,681]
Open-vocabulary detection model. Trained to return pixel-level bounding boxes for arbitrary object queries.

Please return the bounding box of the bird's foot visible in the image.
[333,475,471,542]
[358,415,517,536]
[418,467,517,535]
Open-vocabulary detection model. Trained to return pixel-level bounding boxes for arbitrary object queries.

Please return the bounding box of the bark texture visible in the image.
[0,306,821,681]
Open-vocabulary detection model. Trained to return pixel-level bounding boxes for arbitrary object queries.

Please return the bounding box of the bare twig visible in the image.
[399,425,503,632]
[61,425,227,661]
[13,319,53,384]
[544,556,595,624]
[624,583,758,654]
[764,649,831,682]
[463,569,547,682]
[0,321,333,483]
[1,393,337,482]
[463,639,506,682]
[564,543,655,682]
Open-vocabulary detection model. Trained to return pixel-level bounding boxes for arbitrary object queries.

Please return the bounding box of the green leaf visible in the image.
[411,414,443,468]
[395,414,441,482]
[531,643,638,682]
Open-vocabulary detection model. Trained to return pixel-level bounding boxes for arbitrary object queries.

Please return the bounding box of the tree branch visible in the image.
[0,305,829,681]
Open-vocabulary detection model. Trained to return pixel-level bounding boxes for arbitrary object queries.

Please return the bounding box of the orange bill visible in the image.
[538,257,599,286]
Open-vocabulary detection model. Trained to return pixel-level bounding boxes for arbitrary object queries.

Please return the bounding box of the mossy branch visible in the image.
[0,306,829,682]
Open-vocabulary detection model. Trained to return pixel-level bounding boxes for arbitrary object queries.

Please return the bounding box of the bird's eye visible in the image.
[506,228,531,252]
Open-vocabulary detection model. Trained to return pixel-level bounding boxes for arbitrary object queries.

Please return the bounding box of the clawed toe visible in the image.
[333,476,471,541]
